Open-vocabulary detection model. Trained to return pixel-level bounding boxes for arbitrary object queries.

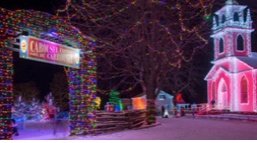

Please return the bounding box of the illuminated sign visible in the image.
[19,36,80,68]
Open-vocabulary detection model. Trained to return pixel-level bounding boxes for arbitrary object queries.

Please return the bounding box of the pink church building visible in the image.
[205,0,257,112]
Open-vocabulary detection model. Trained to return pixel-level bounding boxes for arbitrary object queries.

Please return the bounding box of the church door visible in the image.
[218,79,229,109]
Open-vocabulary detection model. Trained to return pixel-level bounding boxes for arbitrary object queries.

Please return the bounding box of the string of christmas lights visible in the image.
[0,8,97,139]
[0,0,216,139]
[0,46,13,140]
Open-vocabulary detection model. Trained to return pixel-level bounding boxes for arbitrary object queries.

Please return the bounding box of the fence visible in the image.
[96,110,147,134]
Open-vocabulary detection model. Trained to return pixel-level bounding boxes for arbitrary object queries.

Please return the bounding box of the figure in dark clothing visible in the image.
[11,119,19,136]
[161,106,165,117]
[180,107,185,117]
[211,100,215,108]
[192,103,196,117]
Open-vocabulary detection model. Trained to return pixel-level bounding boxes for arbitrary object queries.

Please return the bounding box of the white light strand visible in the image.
[253,70,257,112]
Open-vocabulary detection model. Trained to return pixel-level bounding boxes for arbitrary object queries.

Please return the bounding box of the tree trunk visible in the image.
[146,99,156,125]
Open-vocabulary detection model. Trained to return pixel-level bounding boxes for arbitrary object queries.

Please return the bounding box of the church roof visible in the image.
[204,53,257,80]
[236,52,257,68]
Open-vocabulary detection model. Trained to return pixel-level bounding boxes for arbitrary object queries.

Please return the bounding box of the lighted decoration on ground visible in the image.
[108,90,123,111]
[205,0,257,112]
[12,98,48,121]
[0,8,97,139]
[94,97,101,109]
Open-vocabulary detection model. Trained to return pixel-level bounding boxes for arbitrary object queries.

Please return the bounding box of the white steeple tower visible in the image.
[211,0,254,60]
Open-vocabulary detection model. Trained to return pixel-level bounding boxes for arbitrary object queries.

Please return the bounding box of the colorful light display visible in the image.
[0,46,13,140]
[57,0,215,68]
[59,0,214,98]
[146,99,156,125]
[205,0,257,113]
[0,8,97,139]
[56,0,215,125]
[0,0,216,139]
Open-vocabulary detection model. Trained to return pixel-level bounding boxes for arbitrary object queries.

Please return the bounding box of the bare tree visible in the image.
[50,72,69,112]
[162,52,208,105]
[13,81,40,102]
[57,0,215,124]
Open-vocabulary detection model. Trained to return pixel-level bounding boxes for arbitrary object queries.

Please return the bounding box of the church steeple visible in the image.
[247,9,252,22]
[211,0,254,60]
[225,0,239,5]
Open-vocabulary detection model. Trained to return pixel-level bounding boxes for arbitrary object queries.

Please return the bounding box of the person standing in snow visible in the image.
[161,106,165,117]
[192,103,197,117]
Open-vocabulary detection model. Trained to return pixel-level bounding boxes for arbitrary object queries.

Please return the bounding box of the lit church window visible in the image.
[237,35,244,51]
[241,76,248,103]
[212,82,216,100]
[219,38,224,53]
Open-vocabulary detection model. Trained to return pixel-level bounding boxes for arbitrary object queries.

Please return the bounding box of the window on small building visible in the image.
[237,35,244,51]
[159,95,166,100]
[241,76,248,103]
[219,38,224,53]
[234,12,239,21]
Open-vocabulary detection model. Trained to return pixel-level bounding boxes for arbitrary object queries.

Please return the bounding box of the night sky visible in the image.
[1,0,257,103]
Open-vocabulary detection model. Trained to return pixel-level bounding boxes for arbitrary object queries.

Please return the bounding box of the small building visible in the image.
[175,93,190,111]
[121,98,132,110]
[132,90,174,112]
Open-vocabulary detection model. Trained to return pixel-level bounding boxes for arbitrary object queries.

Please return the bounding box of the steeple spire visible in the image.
[226,0,239,5]
[247,9,252,22]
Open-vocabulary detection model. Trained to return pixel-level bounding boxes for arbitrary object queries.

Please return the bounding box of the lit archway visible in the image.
[218,78,229,109]
[0,8,97,139]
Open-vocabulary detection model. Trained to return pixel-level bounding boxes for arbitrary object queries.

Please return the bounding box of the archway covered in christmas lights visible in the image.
[0,8,97,139]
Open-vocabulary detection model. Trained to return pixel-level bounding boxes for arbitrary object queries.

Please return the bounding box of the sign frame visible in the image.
[19,36,81,69]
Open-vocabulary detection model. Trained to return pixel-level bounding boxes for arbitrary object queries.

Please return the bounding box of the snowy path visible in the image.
[73,117,257,140]
[13,116,257,140]
[13,129,69,140]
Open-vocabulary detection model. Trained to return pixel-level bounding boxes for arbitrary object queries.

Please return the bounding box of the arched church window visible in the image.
[219,38,224,53]
[212,82,216,100]
[222,15,226,23]
[234,12,239,21]
[241,76,248,103]
[237,35,244,51]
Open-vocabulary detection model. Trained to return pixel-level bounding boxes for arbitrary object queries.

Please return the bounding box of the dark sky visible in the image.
[1,0,257,103]
[0,0,64,14]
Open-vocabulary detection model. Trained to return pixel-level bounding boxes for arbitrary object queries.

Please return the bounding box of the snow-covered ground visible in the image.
[13,119,69,140]
[13,115,257,140]
[74,116,257,140]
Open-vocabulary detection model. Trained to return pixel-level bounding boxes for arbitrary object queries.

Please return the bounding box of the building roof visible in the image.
[132,90,173,99]
[205,53,257,80]
[133,92,146,98]
[175,93,187,104]
[236,52,257,68]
